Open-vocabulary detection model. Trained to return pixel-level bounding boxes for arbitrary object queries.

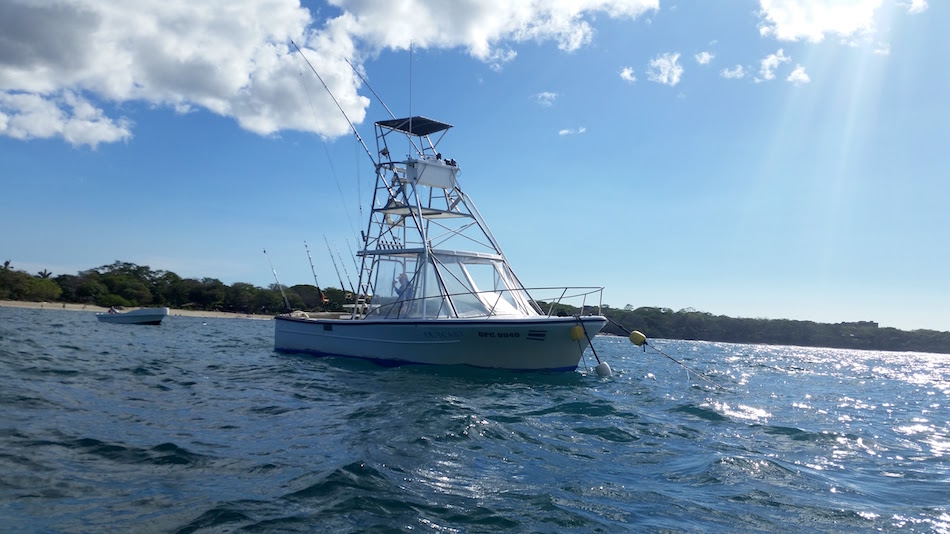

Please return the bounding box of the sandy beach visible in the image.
[0,300,274,320]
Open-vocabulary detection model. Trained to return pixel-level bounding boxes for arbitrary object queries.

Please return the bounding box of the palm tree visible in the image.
[37,269,52,279]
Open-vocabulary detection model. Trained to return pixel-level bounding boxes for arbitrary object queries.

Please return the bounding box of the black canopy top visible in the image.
[376,116,452,137]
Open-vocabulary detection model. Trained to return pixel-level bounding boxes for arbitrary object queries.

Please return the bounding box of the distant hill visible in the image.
[602,306,950,355]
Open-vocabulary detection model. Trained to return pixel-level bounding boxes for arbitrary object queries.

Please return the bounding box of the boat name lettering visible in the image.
[477,331,520,338]
[423,331,463,339]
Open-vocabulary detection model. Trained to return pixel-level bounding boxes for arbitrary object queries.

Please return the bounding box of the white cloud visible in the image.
[535,91,558,106]
[873,42,891,55]
[0,0,659,147]
[331,0,658,59]
[907,0,928,14]
[786,64,811,85]
[558,126,586,136]
[695,51,714,65]
[756,48,790,82]
[620,66,637,83]
[485,47,518,72]
[647,52,684,86]
[757,0,881,43]
[721,65,746,79]
[0,91,132,148]
[0,0,330,146]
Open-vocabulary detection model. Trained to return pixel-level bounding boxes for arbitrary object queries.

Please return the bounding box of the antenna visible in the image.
[263,249,291,311]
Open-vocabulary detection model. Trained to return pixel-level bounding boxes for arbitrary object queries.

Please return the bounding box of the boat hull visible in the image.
[274,315,607,371]
[96,307,169,325]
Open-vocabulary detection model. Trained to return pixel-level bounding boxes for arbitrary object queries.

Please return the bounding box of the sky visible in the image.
[1,0,947,332]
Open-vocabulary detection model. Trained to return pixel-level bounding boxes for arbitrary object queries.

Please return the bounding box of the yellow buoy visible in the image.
[629,330,647,346]
[570,325,585,341]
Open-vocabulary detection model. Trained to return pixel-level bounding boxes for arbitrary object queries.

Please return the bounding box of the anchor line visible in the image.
[605,317,728,391]
[574,315,602,364]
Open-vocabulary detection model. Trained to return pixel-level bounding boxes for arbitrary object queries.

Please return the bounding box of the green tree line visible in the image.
[602,306,950,355]
[0,260,350,315]
[3,260,948,353]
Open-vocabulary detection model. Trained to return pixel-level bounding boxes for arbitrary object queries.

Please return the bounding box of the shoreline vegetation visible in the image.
[0,300,273,320]
[601,307,950,355]
[2,260,948,354]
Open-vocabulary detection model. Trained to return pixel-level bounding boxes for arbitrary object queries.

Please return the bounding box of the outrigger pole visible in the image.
[290,41,376,167]
[344,58,397,121]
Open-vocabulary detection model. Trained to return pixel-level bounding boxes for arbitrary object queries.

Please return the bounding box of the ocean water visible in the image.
[1,307,948,533]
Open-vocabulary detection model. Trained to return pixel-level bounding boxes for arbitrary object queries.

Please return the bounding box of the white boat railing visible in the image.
[360,286,604,320]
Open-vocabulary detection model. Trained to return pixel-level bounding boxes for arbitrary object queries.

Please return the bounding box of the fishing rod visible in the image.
[345,238,361,277]
[323,235,352,295]
[333,239,357,295]
[290,40,376,167]
[606,317,728,391]
[304,241,327,312]
[263,249,291,311]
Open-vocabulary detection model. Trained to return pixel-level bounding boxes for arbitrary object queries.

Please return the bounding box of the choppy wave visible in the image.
[1,307,948,532]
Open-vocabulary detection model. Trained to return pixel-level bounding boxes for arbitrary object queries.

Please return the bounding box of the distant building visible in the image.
[840,321,879,328]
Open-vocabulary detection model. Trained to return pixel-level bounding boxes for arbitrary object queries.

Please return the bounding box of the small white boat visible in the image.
[96,307,169,325]
[274,116,608,371]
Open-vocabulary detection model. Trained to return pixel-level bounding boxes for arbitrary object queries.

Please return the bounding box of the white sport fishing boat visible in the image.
[274,116,608,371]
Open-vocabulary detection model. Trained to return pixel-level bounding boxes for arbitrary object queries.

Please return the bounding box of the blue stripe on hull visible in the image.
[274,346,578,372]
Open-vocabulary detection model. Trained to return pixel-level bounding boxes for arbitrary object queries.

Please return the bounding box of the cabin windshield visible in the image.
[436,254,535,318]
[365,252,537,319]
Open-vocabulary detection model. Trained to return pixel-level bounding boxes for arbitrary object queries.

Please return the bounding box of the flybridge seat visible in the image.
[406,157,457,189]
